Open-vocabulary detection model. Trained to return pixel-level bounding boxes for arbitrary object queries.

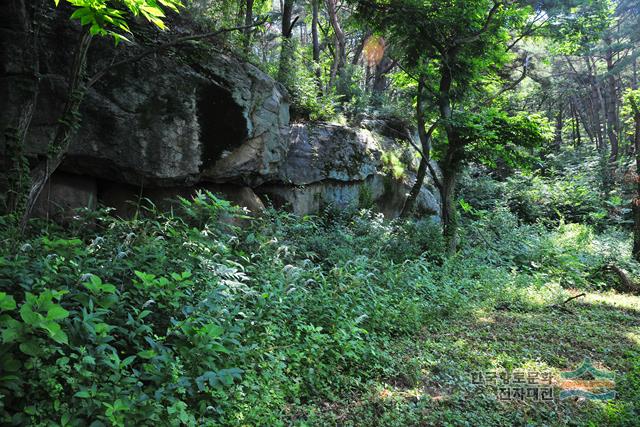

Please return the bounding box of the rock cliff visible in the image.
[0,1,440,220]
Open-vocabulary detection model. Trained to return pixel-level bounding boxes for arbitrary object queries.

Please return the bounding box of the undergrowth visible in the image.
[0,188,638,425]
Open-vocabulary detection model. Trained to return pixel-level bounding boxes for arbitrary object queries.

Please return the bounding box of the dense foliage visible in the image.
[1,177,640,425]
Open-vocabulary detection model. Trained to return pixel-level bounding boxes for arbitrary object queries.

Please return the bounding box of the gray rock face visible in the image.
[1,1,289,187]
[33,172,98,222]
[279,123,381,184]
[1,2,440,220]
[257,122,440,217]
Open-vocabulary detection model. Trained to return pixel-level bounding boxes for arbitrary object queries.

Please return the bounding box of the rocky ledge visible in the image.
[0,1,440,220]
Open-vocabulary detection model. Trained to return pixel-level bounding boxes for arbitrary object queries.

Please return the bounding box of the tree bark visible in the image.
[311,0,322,92]
[325,0,345,92]
[400,79,438,217]
[372,56,394,97]
[437,60,462,254]
[242,0,254,54]
[277,0,295,84]
[570,101,581,147]
[632,105,640,261]
[585,57,605,151]
[441,168,459,255]
[605,38,619,162]
[554,102,563,150]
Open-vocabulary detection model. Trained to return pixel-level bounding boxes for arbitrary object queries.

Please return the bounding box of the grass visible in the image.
[293,290,640,426]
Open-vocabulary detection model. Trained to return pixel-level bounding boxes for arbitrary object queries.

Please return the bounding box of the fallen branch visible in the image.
[549,292,586,314]
[560,293,586,305]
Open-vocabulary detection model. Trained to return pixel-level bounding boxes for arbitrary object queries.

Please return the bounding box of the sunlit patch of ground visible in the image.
[294,289,640,426]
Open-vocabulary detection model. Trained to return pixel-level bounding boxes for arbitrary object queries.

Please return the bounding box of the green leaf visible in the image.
[69,7,91,20]
[42,320,69,344]
[1,315,21,343]
[19,339,42,356]
[0,292,16,311]
[19,304,41,325]
[74,390,91,398]
[137,349,156,359]
[47,305,70,321]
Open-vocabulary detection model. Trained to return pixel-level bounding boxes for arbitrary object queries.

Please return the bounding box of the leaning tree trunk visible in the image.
[631,105,640,261]
[605,40,619,163]
[401,157,428,218]
[325,0,345,92]
[19,30,92,232]
[401,79,438,218]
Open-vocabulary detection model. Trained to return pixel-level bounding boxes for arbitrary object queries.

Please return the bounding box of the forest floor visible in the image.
[3,197,640,426]
[297,290,640,426]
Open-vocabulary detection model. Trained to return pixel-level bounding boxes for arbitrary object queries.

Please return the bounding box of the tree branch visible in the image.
[454,1,502,46]
[87,20,267,88]
[479,54,528,108]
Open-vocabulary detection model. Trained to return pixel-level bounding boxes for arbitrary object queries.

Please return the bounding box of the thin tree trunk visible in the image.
[277,0,295,84]
[605,39,619,162]
[633,107,640,260]
[311,0,322,92]
[400,79,438,217]
[554,102,563,150]
[633,55,638,90]
[571,101,581,146]
[242,0,254,54]
[585,57,605,151]
[20,30,92,231]
[325,0,345,92]
[351,31,370,66]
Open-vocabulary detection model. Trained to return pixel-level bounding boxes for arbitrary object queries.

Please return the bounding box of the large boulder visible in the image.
[1,1,289,188]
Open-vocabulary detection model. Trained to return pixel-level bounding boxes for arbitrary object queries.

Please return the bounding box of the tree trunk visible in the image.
[554,102,563,150]
[242,0,254,54]
[277,0,295,84]
[5,100,37,214]
[605,39,619,162]
[585,58,605,151]
[571,101,581,147]
[441,167,459,255]
[325,0,345,92]
[437,62,461,254]
[372,56,393,97]
[401,156,428,218]
[311,0,322,92]
[20,30,92,231]
[632,107,640,261]
[400,80,437,217]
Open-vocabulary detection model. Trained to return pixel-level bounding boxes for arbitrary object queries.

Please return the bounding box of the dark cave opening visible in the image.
[197,84,248,167]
